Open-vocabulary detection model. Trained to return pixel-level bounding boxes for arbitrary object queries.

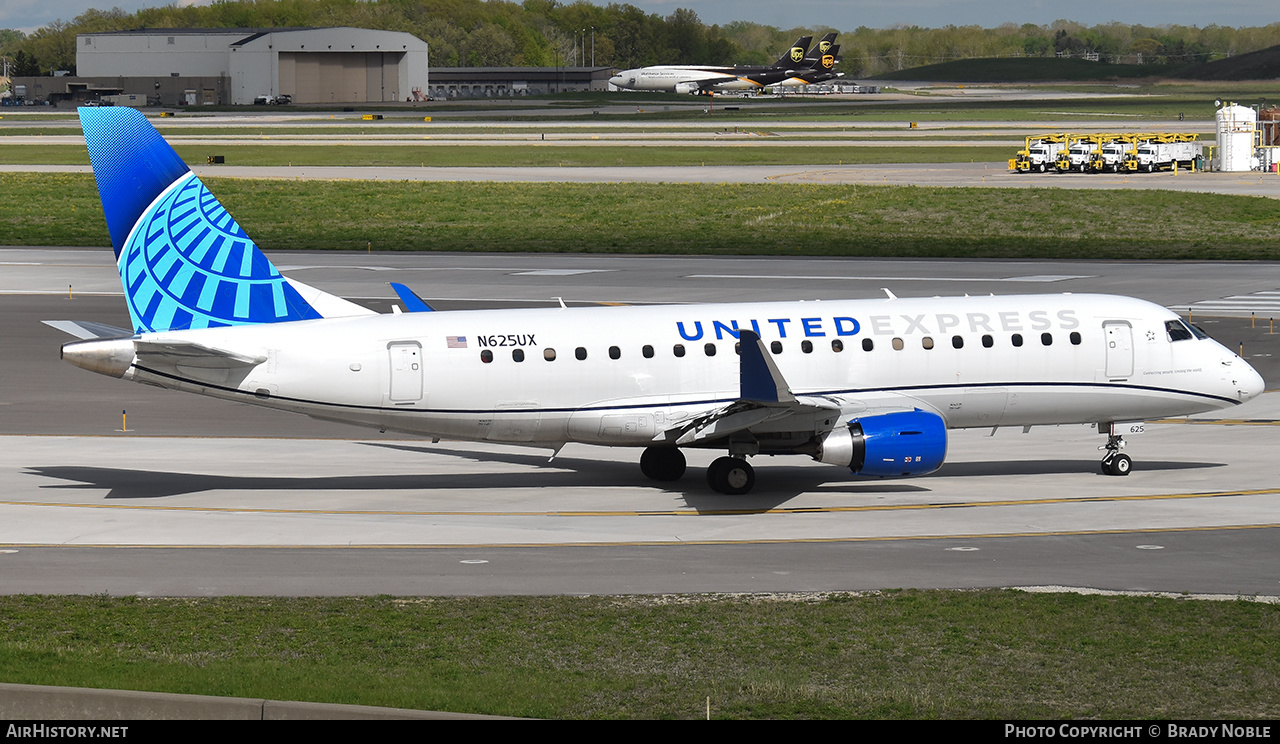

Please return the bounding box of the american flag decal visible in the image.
[446,336,467,348]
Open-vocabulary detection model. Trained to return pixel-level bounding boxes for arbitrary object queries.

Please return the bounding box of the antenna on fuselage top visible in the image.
[882,288,898,300]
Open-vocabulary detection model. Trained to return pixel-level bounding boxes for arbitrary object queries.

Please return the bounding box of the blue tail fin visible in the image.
[79,107,321,333]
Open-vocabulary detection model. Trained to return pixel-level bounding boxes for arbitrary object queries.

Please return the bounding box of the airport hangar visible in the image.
[13,26,612,106]
[21,26,429,106]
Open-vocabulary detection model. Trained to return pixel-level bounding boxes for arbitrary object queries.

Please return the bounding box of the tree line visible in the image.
[2,0,1278,78]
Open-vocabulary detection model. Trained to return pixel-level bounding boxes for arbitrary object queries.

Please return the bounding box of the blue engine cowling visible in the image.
[814,409,947,477]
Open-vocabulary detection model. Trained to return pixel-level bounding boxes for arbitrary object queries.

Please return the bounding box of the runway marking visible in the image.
[1,523,1278,550]
[1149,418,1280,426]
[3,486,1279,518]
[686,274,1090,283]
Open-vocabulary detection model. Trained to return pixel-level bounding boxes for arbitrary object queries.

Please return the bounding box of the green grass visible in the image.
[1,591,1276,719]
[0,144,1012,167]
[5,173,1280,260]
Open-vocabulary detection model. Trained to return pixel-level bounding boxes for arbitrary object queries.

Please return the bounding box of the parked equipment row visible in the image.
[1011,133,1203,174]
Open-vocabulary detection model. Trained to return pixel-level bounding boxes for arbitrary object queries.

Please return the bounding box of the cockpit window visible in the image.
[1165,320,1193,342]
[1186,321,1210,340]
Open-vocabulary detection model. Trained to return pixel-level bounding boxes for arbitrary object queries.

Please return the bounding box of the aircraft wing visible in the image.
[652,330,843,445]
[691,75,740,90]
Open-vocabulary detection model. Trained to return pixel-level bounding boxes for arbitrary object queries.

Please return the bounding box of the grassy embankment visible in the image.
[2,591,1276,719]
[3,173,1278,260]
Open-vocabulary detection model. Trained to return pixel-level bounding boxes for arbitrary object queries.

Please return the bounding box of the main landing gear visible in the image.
[1099,429,1132,476]
[639,446,686,482]
[706,456,755,495]
[638,447,757,494]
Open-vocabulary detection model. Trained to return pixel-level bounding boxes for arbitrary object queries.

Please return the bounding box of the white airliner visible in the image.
[609,34,842,94]
[52,108,1264,495]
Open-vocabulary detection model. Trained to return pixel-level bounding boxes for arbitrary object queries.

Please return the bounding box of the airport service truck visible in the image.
[1057,142,1100,172]
[1013,137,1067,172]
[1090,141,1136,173]
[1127,139,1202,172]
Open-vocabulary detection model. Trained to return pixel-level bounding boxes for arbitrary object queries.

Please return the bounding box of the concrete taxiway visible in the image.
[1,250,1278,596]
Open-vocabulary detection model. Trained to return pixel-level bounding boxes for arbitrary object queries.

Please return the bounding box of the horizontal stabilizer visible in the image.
[42,320,133,340]
[389,282,435,312]
[284,278,377,318]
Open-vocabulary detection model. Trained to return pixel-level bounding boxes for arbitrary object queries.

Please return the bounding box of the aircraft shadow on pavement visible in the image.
[24,445,928,513]
[362,441,930,512]
[933,459,1225,477]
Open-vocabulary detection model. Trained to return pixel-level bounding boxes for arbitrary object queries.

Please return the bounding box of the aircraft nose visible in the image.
[1237,359,1266,401]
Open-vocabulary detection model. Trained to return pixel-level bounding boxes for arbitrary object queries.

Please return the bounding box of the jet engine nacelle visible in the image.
[674,81,701,95]
[814,410,947,477]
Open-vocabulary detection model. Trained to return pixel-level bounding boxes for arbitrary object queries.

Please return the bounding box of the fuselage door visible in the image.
[1104,321,1134,379]
[388,341,423,403]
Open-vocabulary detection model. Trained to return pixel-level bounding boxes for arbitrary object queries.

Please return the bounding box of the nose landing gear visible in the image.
[1099,428,1132,476]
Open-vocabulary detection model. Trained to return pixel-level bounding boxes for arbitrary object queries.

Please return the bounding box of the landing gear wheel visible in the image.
[1102,453,1133,476]
[706,456,755,495]
[640,447,686,482]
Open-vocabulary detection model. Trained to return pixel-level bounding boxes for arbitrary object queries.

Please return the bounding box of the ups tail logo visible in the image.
[819,40,832,54]
[790,47,804,62]
[822,54,835,69]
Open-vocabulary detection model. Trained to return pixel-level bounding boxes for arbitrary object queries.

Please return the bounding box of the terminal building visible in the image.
[17,26,429,106]
[426,67,612,98]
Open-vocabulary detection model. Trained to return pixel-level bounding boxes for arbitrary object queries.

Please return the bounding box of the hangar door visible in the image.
[279,52,404,103]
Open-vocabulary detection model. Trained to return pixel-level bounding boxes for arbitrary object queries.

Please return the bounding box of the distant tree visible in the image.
[1023,36,1052,57]
[12,49,39,76]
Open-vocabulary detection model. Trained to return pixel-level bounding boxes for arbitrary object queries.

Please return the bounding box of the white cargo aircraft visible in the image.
[609,34,841,94]
[52,108,1264,495]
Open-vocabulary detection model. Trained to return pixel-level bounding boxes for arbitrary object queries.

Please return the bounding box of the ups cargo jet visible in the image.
[609,33,843,94]
[51,108,1263,495]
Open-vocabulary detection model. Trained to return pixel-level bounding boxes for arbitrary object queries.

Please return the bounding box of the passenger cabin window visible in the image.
[831,339,844,352]
[921,337,934,350]
[952,335,964,349]
[480,350,493,363]
[609,346,621,360]
[642,345,654,358]
[1011,334,1023,347]
[1165,320,1193,342]
[1070,332,1082,345]
[512,349,525,362]
[1041,333,1053,346]
[892,338,904,351]
[575,347,587,360]
[704,343,716,357]
[673,344,686,358]
[544,348,556,361]
[982,335,994,348]
[801,340,813,353]
[771,341,783,354]
[862,338,874,352]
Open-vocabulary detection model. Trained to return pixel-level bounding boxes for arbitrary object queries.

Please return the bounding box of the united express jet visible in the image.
[51,108,1264,495]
